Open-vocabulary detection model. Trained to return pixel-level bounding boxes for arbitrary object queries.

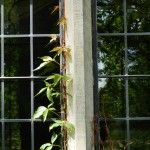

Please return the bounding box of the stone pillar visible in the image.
[65,0,94,149]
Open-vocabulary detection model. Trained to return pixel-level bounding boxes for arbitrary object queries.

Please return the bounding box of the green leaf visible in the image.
[47,103,54,108]
[54,74,62,86]
[35,87,47,97]
[50,47,63,55]
[44,81,51,87]
[49,122,61,131]
[33,106,47,119]
[43,109,49,122]
[51,92,61,97]
[46,75,55,80]
[118,143,124,148]
[64,122,75,133]
[34,61,50,71]
[40,143,51,150]
[51,132,58,144]
[48,108,56,111]
[46,87,53,102]
[40,56,53,62]
[45,146,53,150]
[62,75,71,82]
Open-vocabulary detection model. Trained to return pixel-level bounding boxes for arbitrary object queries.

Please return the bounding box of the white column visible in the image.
[65,0,94,149]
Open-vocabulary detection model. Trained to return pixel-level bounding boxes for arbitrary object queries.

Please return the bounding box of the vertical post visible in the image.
[65,0,94,149]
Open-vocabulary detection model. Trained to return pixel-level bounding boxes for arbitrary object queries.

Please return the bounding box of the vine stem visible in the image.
[60,0,68,149]
[101,96,113,150]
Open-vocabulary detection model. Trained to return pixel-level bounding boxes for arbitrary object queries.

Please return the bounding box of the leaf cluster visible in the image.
[33,34,74,150]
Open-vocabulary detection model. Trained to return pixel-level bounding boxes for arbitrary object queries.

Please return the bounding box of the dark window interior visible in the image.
[0,0,60,149]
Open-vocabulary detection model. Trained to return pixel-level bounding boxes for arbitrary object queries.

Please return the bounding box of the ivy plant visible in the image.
[33,4,74,150]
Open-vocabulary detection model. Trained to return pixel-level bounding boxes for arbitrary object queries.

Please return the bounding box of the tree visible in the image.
[98,0,150,149]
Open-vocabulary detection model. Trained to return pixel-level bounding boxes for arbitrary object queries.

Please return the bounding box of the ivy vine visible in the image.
[33,3,74,150]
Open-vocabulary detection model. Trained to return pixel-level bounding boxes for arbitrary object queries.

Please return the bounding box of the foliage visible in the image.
[97,0,150,149]
[33,5,74,150]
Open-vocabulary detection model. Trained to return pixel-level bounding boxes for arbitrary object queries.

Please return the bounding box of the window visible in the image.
[0,0,60,149]
[96,0,150,149]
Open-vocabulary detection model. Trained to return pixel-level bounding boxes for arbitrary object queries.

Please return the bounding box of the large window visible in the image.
[0,0,60,149]
[97,0,150,149]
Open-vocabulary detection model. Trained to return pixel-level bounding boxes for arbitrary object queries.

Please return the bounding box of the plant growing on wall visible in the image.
[33,3,74,150]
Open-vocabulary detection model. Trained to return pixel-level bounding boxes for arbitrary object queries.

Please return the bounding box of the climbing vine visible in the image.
[33,3,74,150]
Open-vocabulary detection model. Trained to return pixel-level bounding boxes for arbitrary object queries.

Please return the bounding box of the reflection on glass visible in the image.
[127,0,150,33]
[129,78,150,117]
[130,121,150,149]
[98,36,125,75]
[0,82,2,119]
[128,36,150,75]
[4,80,31,119]
[97,0,124,33]
[0,39,1,75]
[33,0,59,34]
[0,123,1,150]
[100,121,126,149]
[4,0,30,34]
[99,78,126,118]
[5,123,31,150]
[4,38,30,76]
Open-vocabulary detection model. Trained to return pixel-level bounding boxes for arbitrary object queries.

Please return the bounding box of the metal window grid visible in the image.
[93,0,150,149]
[0,0,61,149]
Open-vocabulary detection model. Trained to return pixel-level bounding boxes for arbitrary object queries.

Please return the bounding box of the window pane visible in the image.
[130,121,150,149]
[33,0,59,34]
[98,36,125,75]
[34,79,49,111]
[5,122,31,150]
[0,82,2,119]
[128,36,150,75]
[100,121,126,149]
[127,0,150,33]
[99,78,126,118]
[97,0,124,33]
[4,0,30,34]
[4,38,30,76]
[0,123,1,150]
[0,39,1,76]
[129,78,150,117]
[34,122,60,150]
[4,80,31,119]
[33,37,59,76]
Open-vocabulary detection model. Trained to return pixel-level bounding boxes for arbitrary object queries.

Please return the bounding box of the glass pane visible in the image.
[4,0,30,34]
[129,78,150,117]
[97,0,124,33]
[5,122,31,150]
[98,36,125,75]
[130,121,150,149]
[4,38,30,76]
[34,79,49,111]
[128,36,150,75]
[34,122,60,150]
[33,0,59,34]
[99,78,126,118]
[33,37,59,76]
[0,38,1,75]
[0,81,2,119]
[0,123,1,150]
[4,80,31,119]
[127,0,150,33]
[100,121,126,149]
